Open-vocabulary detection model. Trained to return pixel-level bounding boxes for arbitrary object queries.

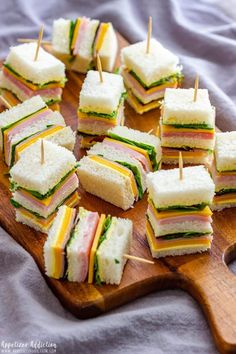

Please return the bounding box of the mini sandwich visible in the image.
[88,214,132,285]
[52,17,118,73]
[78,70,126,147]
[160,88,215,165]
[88,139,146,199]
[146,165,215,258]
[0,96,75,166]
[44,205,76,279]
[120,39,182,114]
[0,43,66,106]
[108,125,162,171]
[10,140,79,233]
[210,132,236,210]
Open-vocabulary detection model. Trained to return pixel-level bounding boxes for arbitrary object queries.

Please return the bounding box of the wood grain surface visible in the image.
[0,33,236,354]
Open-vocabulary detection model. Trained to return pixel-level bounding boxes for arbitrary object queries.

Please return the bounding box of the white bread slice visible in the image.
[215,132,236,172]
[15,209,54,233]
[45,126,75,151]
[149,241,212,258]
[162,88,215,126]
[52,18,71,54]
[77,155,135,210]
[5,43,65,84]
[162,152,213,166]
[88,142,146,194]
[211,202,236,211]
[10,140,77,195]
[96,217,132,284]
[79,70,125,114]
[108,125,162,165]
[147,165,215,209]
[0,95,46,149]
[121,39,179,87]
[99,23,118,72]
[71,19,99,73]
[161,135,215,150]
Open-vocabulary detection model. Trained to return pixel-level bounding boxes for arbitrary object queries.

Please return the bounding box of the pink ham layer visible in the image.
[78,103,123,135]
[122,69,177,104]
[211,160,236,187]
[16,173,78,215]
[74,211,100,282]
[103,138,150,172]
[3,70,62,98]
[147,205,212,225]
[73,17,90,55]
[161,131,214,139]
[5,109,52,164]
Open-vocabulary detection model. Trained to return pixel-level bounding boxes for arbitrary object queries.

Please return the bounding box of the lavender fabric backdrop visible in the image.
[0,0,236,353]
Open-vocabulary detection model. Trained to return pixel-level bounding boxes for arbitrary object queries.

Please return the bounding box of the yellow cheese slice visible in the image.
[71,18,82,50]
[104,137,153,171]
[19,208,55,227]
[127,90,161,114]
[77,110,118,124]
[88,155,138,198]
[52,207,75,278]
[162,149,209,160]
[3,66,64,91]
[15,126,64,161]
[64,191,80,208]
[214,193,236,205]
[148,199,212,219]
[94,23,109,53]
[146,219,211,252]
[88,214,106,284]
[161,125,215,134]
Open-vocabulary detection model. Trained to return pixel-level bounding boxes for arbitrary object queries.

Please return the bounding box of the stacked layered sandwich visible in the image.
[44,206,132,285]
[9,140,79,233]
[77,70,126,148]
[160,88,215,165]
[0,43,66,107]
[146,166,215,258]
[210,132,236,210]
[78,126,161,210]
[0,96,75,167]
[120,39,182,114]
[52,17,118,73]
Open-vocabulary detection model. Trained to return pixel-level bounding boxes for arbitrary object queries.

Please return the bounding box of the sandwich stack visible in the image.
[0,43,66,107]
[120,39,182,114]
[9,140,79,233]
[0,96,75,167]
[77,70,126,148]
[210,132,236,210]
[78,126,161,210]
[160,88,215,165]
[146,165,215,258]
[52,17,118,73]
[44,206,132,285]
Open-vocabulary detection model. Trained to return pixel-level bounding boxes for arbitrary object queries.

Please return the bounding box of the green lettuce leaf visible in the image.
[160,231,210,240]
[156,202,209,212]
[216,188,236,196]
[69,19,76,54]
[108,132,159,171]
[162,122,214,130]
[129,70,183,90]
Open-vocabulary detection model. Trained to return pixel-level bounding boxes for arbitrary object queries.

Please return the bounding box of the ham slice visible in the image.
[73,18,90,55]
[162,131,214,139]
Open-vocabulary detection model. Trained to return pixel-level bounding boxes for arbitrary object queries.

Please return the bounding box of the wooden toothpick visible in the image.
[34,25,44,61]
[97,53,103,83]
[179,151,183,180]
[41,139,44,165]
[146,16,152,54]
[0,95,12,109]
[193,74,199,102]
[124,254,154,265]
[18,38,51,45]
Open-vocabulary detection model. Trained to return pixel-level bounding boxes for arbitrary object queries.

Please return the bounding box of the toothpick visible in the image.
[40,139,44,164]
[18,38,51,45]
[0,95,12,109]
[179,151,183,180]
[97,53,103,83]
[34,25,44,61]
[123,254,154,265]
[147,129,153,134]
[146,16,152,54]
[193,74,199,102]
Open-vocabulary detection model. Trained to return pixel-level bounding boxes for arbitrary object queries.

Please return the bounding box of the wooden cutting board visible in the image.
[0,33,236,354]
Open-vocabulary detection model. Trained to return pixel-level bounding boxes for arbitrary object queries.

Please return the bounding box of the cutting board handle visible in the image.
[179,254,236,353]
